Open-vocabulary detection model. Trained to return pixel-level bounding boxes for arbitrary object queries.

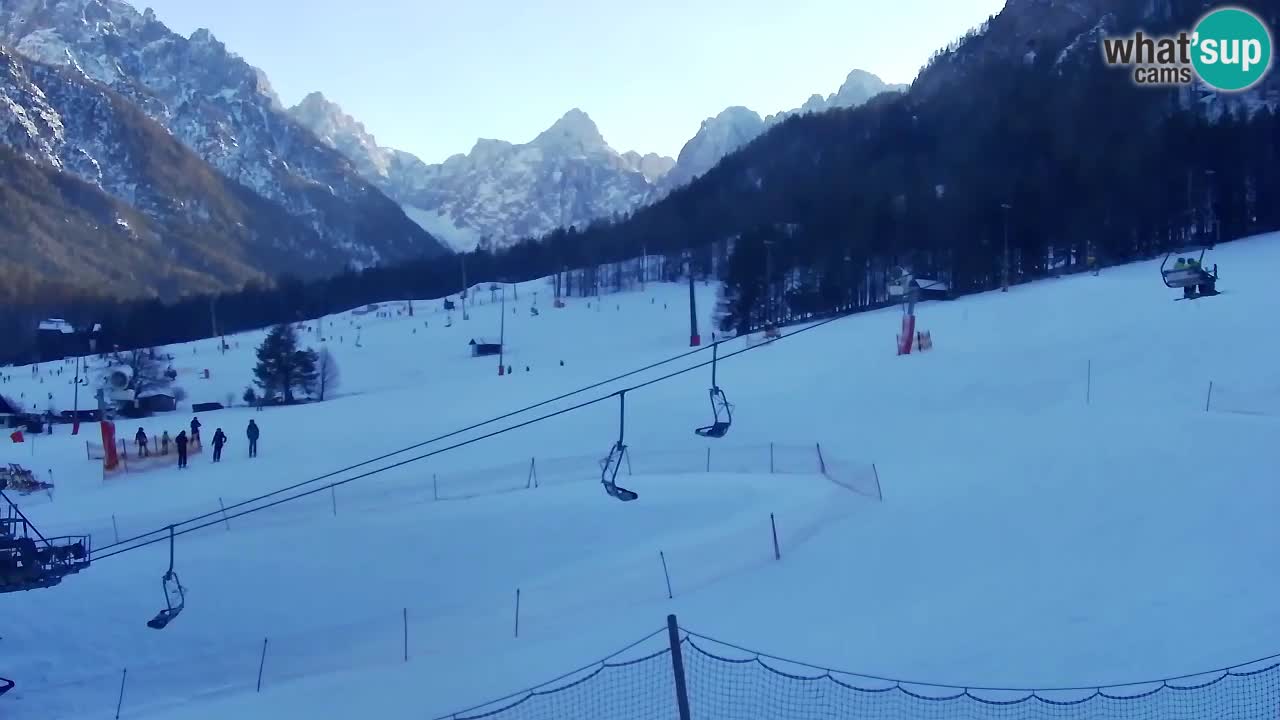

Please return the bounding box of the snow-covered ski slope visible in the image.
[2,235,1279,720]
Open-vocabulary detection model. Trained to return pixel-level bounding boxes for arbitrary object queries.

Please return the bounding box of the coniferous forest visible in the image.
[3,0,1277,362]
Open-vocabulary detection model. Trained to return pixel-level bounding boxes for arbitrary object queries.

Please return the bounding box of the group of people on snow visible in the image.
[133,417,260,469]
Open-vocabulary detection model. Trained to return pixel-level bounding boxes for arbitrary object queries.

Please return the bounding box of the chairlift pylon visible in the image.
[695,342,733,439]
[1160,245,1220,300]
[600,393,638,502]
[147,525,185,630]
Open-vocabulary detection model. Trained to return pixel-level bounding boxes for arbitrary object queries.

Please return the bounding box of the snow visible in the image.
[2,234,1279,719]
[401,204,483,253]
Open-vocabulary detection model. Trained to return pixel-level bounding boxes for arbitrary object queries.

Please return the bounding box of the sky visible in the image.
[137,0,1006,164]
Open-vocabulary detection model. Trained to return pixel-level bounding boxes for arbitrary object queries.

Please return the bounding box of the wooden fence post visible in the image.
[666,615,692,720]
[114,668,128,719]
[660,551,674,598]
[256,638,269,692]
[770,514,781,560]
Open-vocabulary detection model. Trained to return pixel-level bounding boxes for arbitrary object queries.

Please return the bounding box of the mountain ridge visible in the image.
[0,0,449,272]
[288,69,906,250]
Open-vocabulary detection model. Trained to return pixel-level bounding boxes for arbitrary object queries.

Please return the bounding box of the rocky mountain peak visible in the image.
[0,0,447,270]
[621,150,675,183]
[531,108,608,154]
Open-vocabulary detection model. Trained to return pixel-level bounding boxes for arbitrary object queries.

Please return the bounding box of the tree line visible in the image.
[3,0,1276,362]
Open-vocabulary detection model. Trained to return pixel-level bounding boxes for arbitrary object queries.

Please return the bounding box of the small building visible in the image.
[469,338,502,357]
[36,319,82,362]
[34,319,105,362]
[0,395,19,427]
[137,391,178,413]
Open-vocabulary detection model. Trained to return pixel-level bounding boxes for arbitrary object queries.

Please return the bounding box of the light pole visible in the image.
[1204,169,1217,245]
[764,239,775,328]
[641,243,647,291]
[687,250,700,347]
[1000,203,1012,292]
[461,254,469,321]
[844,251,853,312]
[498,283,506,375]
[71,353,80,434]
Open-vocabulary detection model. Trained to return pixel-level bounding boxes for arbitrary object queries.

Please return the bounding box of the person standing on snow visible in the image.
[189,417,202,448]
[211,428,227,463]
[135,427,149,457]
[161,430,172,456]
[175,430,189,469]
[246,420,259,458]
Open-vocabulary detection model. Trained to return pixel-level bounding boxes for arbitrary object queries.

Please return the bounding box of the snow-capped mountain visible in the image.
[620,151,676,184]
[659,70,908,193]
[659,106,766,191]
[290,69,904,250]
[767,69,910,125]
[289,99,672,251]
[0,45,349,297]
[0,0,448,269]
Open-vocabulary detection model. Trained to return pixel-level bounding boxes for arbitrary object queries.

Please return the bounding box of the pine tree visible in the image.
[253,324,317,404]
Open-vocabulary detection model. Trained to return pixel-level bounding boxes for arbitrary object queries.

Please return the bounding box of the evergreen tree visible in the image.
[5,0,1277,361]
[253,324,317,403]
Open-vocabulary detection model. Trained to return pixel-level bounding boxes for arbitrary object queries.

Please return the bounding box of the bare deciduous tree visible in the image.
[111,348,171,401]
[317,346,339,401]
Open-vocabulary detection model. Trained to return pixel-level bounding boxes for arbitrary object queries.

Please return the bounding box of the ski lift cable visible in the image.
[91,314,847,563]
[93,337,724,555]
[93,316,841,562]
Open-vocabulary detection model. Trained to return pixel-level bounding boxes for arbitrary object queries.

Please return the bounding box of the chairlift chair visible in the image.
[600,393,638,502]
[1160,246,1219,300]
[0,491,90,594]
[695,343,734,439]
[147,526,186,629]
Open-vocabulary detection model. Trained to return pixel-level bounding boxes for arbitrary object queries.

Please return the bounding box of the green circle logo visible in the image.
[1191,7,1272,91]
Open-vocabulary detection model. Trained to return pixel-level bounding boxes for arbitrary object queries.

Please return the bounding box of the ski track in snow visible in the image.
[2,236,1279,719]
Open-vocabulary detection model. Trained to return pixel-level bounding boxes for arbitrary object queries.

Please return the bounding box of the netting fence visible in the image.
[11,445,880,719]
[329,441,880,504]
[1205,380,1280,417]
[435,616,1280,720]
[52,441,879,544]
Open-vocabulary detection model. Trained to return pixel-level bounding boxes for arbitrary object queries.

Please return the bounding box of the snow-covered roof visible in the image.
[914,278,950,292]
[38,319,75,333]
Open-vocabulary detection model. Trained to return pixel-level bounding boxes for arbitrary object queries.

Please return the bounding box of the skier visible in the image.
[189,417,202,448]
[161,431,172,456]
[246,419,259,458]
[211,428,227,463]
[175,431,189,469]
[135,427,149,457]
